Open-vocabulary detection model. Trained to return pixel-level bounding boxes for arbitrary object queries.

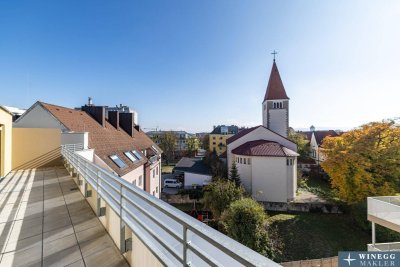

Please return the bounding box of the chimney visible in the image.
[310,125,315,132]
[119,113,135,137]
[82,105,106,127]
[108,111,119,130]
[134,125,140,132]
[88,97,93,106]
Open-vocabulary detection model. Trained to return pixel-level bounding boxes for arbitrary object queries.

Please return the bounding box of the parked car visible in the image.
[163,179,183,188]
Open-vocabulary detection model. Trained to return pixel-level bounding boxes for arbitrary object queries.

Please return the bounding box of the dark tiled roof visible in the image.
[264,61,289,101]
[174,157,211,175]
[210,125,239,135]
[232,140,298,157]
[40,102,160,176]
[313,130,339,145]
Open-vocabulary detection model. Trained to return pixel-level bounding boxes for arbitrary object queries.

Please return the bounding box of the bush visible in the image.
[203,179,244,219]
[221,198,275,258]
[177,188,204,199]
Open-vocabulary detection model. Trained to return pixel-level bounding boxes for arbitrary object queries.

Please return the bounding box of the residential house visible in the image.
[14,101,162,198]
[173,157,212,188]
[209,125,239,156]
[146,130,196,154]
[309,128,340,165]
[1,105,26,121]
[227,59,298,203]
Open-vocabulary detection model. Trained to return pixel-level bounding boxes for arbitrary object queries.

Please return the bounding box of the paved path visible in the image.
[0,166,129,267]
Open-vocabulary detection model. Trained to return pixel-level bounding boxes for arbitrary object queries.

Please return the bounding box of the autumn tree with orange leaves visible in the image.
[321,121,400,204]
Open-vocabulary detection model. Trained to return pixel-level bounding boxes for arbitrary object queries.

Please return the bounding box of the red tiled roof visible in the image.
[232,140,298,157]
[40,102,159,176]
[313,130,339,146]
[264,61,289,101]
[299,131,313,142]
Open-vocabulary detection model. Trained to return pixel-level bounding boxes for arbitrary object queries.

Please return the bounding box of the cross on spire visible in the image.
[271,50,278,61]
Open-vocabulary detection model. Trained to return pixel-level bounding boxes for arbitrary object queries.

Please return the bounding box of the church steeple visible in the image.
[264,61,289,101]
[262,58,290,137]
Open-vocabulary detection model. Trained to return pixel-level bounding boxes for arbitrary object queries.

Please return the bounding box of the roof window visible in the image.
[131,150,143,160]
[124,152,138,163]
[109,155,127,168]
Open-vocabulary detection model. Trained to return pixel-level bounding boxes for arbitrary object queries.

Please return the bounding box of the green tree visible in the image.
[204,151,227,178]
[288,131,309,158]
[221,198,274,258]
[202,134,210,150]
[186,136,200,157]
[203,179,244,219]
[229,162,241,187]
[159,131,176,164]
[321,121,400,204]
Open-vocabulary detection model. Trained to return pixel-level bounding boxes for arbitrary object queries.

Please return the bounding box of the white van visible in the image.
[163,179,182,188]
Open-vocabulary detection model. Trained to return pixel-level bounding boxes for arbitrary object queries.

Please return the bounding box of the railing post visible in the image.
[119,184,126,253]
[183,225,189,266]
[372,222,376,246]
[96,171,101,216]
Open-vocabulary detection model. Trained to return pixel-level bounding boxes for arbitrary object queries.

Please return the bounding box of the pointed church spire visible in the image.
[263,60,289,101]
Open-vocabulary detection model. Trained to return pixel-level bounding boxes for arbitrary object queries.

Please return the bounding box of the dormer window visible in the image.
[110,155,127,168]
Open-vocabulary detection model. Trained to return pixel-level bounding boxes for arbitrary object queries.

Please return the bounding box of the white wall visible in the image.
[184,172,212,188]
[61,132,89,149]
[235,155,252,192]
[122,165,145,191]
[268,109,288,138]
[75,149,94,162]
[251,157,288,202]
[14,103,66,130]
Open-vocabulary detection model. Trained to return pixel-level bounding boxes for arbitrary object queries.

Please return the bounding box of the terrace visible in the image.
[0,144,280,266]
[367,196,400,251]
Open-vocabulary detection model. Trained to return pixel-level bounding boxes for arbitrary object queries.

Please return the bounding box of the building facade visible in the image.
[227,59,298,203]
[0,107,12,177]
[14,101,162,198]
[209,125,239,156]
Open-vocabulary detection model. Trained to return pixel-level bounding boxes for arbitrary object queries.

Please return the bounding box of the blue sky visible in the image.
[1,1,399,132]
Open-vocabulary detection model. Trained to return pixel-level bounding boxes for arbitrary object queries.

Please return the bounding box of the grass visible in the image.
[267,212,371,262]
[300,174,339,202]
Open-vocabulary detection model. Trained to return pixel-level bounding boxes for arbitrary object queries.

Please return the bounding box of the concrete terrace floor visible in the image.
[0,166,129,267]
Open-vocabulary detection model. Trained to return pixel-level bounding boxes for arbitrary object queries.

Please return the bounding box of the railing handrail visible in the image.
[61,144,280,267]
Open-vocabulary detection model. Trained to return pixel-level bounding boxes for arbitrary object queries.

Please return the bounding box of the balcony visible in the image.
[367,196,400,251]
[0,144,280,266]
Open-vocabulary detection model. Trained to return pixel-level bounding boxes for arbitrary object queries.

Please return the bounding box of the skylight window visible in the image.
[109,155,127,168]
[131,150,143,160]
[124,152,138,163]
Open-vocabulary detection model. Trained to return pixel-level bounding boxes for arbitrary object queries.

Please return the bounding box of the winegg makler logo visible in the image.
[338,252,399,267]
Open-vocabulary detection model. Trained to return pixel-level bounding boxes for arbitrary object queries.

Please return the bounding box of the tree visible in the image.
[229,162,241,187]
[186,136,200,157]
[221,198,275,258]
[203,151,227,178]
[288,131,309,158]
[202,134,210,150]
[203,179,244,219]
[159,131,176,164]
[321,121,400,204]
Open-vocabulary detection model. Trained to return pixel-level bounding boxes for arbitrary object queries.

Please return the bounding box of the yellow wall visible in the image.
[209,134,234,156]
[0,108,12,177]
[12,128,61,170]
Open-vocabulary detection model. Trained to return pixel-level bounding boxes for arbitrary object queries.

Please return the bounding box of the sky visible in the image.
[1,1,399,133]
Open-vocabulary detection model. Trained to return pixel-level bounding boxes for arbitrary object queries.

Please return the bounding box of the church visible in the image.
[227,59,298,203]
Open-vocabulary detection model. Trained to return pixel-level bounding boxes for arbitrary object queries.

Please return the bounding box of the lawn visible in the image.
[300,174,339,202]
[267,212,371,262]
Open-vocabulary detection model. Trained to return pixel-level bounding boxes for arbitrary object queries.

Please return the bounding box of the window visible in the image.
[213,142,216,145]
[240,158,242,164]
[139,175,143,186]
[248,158,251,165]
[153,191,155,196]
[287,158,294,166]
[213,136,216,140]
[243,158,246,164]
[131,150,143,160]
[156,166,159,175]
[124,152,138,163]
[220,137,223,140]
[132,180,136,186]
[109,155,126,168]
[153,169,155,178]
[156,186,158,193]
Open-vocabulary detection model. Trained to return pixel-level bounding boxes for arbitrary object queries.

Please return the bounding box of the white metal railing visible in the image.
[368,196,400,227]
[61,144,280,267]
[368,242,400,251]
